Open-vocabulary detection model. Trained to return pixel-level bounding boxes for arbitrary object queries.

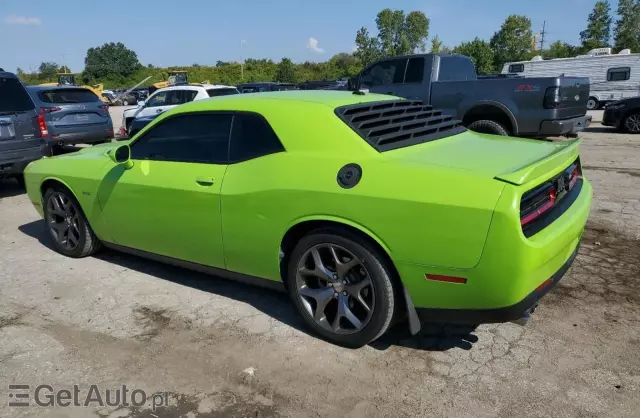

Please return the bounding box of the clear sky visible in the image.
[0,0,620,73]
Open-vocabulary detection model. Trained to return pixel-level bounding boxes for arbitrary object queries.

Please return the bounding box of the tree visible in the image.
[354,9,429,64]
[543,41,580,59]
[490,15,533,71]
[354,27,381,66]
[580,0,612,51]
[59,65,71,73]
[431,36,443,53]
[16,67,25,76]
[454,38,495,75]
[38,62,59,81]
[84,42,141,80]
[328,53,360,77]
[614,0,640,52]
[275,58,295,82]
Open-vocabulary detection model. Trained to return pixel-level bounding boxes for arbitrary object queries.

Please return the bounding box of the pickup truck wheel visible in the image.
[467,120,509,136]
[587,97,599,110]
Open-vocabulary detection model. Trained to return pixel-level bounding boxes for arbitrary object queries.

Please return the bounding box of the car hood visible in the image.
[387,131,580,185]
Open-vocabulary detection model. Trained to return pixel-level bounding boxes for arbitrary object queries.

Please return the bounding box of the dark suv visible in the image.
[0,70,46,186]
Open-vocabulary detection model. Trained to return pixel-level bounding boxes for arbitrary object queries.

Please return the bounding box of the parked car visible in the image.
[27,85,113,149]
[237,82,297,93]
[121,84,239,136]
[349,53,592,137]
[24,91,592,347]
[0,70,46,186]
[602,96,640,132]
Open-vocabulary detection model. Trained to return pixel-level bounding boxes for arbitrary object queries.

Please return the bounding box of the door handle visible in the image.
[196,176,215,186]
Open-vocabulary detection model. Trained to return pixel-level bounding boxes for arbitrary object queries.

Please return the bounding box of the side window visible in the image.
[404,58,425,83]
[360,59,407,88]
[145,91,168,107]
[438,56,477,81]
[130,113,232,164]
[229,113,285,163]
[607,67,630,81]
[183,90,198,102]
[509,64,524,73]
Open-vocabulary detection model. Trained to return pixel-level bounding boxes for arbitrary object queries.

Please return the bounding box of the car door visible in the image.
[98,112,232,268]
[135,90,172,118]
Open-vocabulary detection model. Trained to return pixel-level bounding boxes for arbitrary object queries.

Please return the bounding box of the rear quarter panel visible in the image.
[219,100,506,282]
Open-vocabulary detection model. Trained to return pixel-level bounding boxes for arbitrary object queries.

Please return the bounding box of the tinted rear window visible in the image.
[207,88,240,97]
[39,88,100,104]
[0,77,35,112]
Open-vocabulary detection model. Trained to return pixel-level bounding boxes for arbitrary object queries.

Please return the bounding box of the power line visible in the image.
[539,21,547,50]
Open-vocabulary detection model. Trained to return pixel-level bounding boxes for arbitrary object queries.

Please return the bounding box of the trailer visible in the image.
[502,48,640,109]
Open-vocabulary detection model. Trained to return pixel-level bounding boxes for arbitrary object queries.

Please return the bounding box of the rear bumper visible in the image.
[415,243,579,324]
[49,131,112,146]
[0,145,45,175]
[539,115,591,136]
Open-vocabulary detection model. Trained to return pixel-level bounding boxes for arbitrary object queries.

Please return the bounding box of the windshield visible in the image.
[207,88,240,97]
[40,88,101,104]
[58,75,76,86]
[170,73,188,84]
[0,77,35,112]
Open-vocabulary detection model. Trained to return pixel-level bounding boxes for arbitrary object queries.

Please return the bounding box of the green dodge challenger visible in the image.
[24,91,592,347]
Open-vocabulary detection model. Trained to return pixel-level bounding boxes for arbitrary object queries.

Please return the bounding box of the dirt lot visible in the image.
[0,118,639,417]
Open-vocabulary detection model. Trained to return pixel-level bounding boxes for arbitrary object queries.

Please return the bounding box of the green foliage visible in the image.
[453,38,495,74]
[580,0,612,50]
[84,42,142,81]
[431,36,443,53]
[38,62,60,81]
[614,0,640,52]
[490,15,533,71]
[275,58,295,83]
[542,41,580,59]
[354,9,429,65]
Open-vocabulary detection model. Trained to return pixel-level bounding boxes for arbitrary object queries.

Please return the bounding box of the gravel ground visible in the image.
[0,119,638,418]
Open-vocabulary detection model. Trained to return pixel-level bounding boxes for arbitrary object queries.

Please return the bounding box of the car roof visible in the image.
[179,90,396,110]
[27,85,89,92]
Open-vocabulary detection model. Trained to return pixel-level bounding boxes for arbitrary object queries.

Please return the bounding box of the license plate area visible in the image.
[74,114,89,122]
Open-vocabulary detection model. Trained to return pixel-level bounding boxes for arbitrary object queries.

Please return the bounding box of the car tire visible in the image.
[623,112,640,133]
[467,119,509,136]
[587,97,599,110]
[286,228,396,348]
[43,185,101,258]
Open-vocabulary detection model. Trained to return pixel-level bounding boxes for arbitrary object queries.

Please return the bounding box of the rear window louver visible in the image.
[335,100,466,152]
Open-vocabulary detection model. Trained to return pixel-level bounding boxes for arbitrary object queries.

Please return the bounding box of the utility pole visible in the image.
[539,21,547,50]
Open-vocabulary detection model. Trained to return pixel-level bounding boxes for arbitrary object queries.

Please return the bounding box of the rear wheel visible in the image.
[43,186,101,258]
[286,229,395,348]
[587,97,599,110]
[467,119,509,136]
[623,112,640,133]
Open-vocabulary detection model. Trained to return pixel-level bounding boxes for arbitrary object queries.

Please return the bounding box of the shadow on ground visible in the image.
[0,178,25,198]
[18,219,479,352]
[584,126,618,134]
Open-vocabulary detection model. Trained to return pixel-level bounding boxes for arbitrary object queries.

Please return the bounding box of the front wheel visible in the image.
[43,186,101,258]
[623,112,640,133]
[286,229,395,348]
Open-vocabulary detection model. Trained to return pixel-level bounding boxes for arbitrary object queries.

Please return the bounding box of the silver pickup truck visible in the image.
[0,70,47,187]
[349,54,592,138]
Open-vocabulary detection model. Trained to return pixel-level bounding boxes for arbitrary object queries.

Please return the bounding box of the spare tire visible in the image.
[467,120,509,136]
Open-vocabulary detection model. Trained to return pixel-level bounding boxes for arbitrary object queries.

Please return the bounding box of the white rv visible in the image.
[502,48,640,109]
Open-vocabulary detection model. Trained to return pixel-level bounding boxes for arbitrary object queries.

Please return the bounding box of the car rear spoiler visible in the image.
[494,139,581,186]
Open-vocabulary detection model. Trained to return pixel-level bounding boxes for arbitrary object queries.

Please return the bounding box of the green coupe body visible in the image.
[24,91,592,346]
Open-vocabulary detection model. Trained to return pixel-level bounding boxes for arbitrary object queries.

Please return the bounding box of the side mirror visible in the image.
[137,100,145,107]
[110,144,133,168]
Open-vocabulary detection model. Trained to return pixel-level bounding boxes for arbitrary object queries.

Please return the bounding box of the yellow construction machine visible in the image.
[148,71,210,93]
[39,73,108,103]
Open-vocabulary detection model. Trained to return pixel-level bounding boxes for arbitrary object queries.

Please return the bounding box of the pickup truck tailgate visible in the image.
[556,77,590,119]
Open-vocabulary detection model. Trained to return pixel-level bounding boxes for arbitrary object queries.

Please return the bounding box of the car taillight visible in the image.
[543,86,561,109]
[520,185,557,226]
[568,165,580,189]
[37,114,49,137]
[40,107,61,114]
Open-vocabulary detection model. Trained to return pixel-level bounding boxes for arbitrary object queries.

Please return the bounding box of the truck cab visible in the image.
[351,54,591,138]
